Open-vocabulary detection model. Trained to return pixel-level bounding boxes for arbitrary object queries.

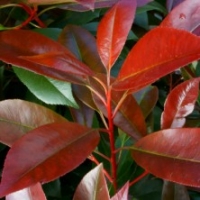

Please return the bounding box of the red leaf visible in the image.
[110,182,129,200]
[6,183,46,200]
[0,122,99,197]
[161,78,200,129]
[58,25,105,73]
[97,0,136,69]
[162,0,200,34]
[73,164,110,200]
[0,30,93,84]
[20,52,93,77]
[132,128,200,187]
[0,99,67,147]
[113,27,200,91]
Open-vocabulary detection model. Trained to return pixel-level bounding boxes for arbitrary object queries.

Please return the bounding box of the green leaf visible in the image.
[13,67,78,108]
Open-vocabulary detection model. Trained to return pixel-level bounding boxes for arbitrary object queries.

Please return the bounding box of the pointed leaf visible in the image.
[161,78,200,129]
[113,27,200,91]
[58,25,105,73]
[162,0,200,33]
[73,164,110,200]
[0,122,99,197]
[0,30,93,84]
[110,182,129,200]
[6,183,46,200]
[13,67,78,108]
[132,128,200,187]
[0,99,67,147]
[97,0,136,69]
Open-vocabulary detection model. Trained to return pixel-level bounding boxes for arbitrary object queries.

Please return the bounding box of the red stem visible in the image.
[107,87,117,191]
[88,155,113,183]
[129,171,149,187]
[15,4,46,29]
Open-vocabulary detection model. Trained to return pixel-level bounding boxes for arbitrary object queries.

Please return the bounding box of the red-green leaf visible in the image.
[110,182,129,200]
[132,128,200,187]
[73,164,110,200]
[58,25,105,73]
[6,183,46,200]
[162,0,200,33]
[0,30,93,85]
[97,0,136,70]
[113,27,200,91]
[161,78,200,129]
[0,122,99,197]
[0,99,67,147]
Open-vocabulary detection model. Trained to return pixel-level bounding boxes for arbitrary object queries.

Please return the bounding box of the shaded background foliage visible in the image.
[1,0,200,199]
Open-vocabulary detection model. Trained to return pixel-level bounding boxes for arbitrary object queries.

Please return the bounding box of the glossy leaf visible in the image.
[110,182,129,200]
[132,128,200,187]
[97,0,136,70]
[13,67,78,107]
[90,75,147,139]
[0,122,99,197]
[6,183,46,200]
[20,52,93,77]
[0,30,93,85]
[113,27,200,91]
[58,25,105,73]
[73,164,110,200]
[0,99,67,147]
[162,0,200,33]
[161,78,200,129]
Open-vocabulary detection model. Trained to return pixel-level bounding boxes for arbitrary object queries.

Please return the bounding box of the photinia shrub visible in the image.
[0,0,200,199]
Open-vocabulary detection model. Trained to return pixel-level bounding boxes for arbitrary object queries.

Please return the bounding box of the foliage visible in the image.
[0,0,200,199]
